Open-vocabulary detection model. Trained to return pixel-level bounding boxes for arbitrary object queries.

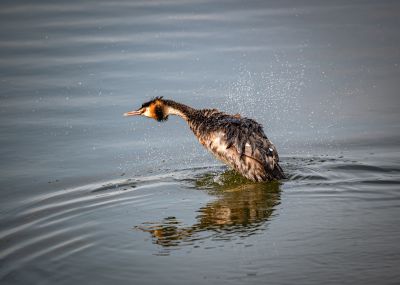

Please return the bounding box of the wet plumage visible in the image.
[124,97,285,182]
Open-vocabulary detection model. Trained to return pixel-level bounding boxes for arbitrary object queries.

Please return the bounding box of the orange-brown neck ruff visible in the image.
[148,100,167,122]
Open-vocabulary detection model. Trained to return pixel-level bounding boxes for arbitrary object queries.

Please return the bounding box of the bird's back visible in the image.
[187,109,285,182]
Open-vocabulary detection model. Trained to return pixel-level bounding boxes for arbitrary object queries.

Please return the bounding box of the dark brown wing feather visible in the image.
[190,110,285,182]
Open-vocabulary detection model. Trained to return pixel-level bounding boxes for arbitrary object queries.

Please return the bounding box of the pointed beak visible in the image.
[123,110,142,117]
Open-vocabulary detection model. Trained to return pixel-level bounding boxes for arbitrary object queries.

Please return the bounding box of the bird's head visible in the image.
[124,96,168,122]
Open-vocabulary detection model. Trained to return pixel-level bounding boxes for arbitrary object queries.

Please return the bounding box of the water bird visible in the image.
[124,97,285,182]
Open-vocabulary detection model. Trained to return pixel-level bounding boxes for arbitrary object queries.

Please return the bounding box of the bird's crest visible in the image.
[141,96,164,108]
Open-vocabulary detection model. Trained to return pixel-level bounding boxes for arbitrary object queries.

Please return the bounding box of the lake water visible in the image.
[1,1,400,284]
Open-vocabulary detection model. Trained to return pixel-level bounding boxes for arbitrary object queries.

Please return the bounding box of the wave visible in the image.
[1,154,399,270]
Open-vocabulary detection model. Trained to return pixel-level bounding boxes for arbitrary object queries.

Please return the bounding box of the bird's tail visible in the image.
[272,162,286,180]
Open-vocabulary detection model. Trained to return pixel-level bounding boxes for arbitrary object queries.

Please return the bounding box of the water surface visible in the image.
[1,0,400,284]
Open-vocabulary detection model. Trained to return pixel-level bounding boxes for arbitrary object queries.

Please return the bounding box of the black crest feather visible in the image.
[141,96,164,108]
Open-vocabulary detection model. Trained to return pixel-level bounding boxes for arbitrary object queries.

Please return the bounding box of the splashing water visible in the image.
[222,58,305,127]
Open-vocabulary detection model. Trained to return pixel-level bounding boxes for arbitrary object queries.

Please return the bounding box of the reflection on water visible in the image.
[1,0,400,283]
[1,155,400,284]
[136,170,281,248]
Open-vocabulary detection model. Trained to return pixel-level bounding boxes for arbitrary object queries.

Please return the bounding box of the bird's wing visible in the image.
[242,133,279,170]
[222,118,279,167]
[204,119,281,181]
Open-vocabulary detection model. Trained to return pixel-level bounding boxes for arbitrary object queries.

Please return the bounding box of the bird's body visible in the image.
[124,97,285,182]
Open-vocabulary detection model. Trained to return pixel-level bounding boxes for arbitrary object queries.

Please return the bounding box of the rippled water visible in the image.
[1,1,400,284]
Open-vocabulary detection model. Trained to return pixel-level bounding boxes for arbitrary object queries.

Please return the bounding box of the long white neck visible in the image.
[166,106,187,119]
[163,100,196,121]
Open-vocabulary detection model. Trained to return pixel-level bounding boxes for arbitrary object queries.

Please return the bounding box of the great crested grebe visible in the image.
[124,97,285,182]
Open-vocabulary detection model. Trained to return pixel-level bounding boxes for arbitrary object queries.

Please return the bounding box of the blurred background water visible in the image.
[1,0,400,284]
